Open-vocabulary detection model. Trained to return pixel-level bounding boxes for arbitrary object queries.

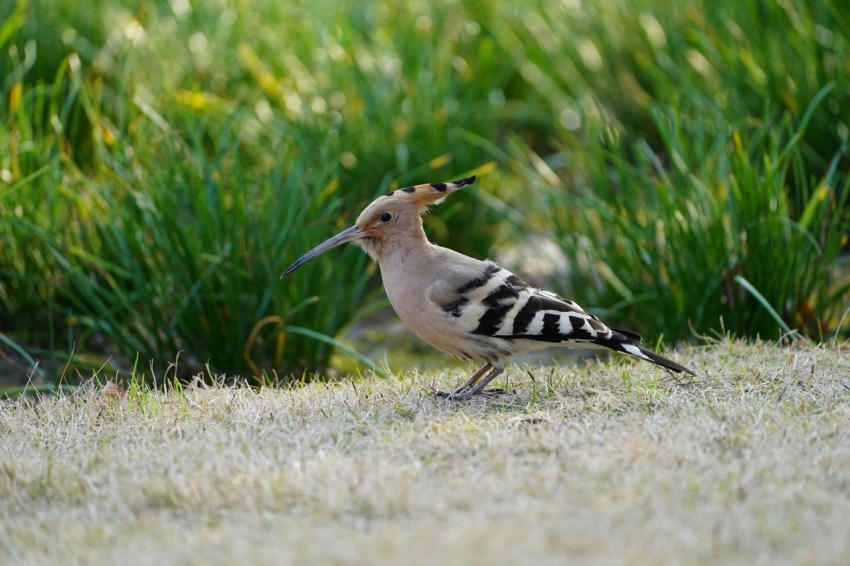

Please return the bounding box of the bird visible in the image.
[282,175,694,400]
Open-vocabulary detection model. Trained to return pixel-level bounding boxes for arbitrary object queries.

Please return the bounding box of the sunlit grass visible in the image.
[1,340,849,563]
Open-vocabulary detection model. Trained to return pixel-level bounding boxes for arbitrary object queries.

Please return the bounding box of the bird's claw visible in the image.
[433,387,507,401]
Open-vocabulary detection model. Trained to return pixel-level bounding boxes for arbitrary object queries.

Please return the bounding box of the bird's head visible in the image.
[281,175,476,277]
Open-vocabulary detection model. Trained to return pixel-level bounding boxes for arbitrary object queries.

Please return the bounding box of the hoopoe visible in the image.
[282,176,694,400]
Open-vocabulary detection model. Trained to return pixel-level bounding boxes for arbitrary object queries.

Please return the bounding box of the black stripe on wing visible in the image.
[441,296,469,317]
[512,294,574,335]
[502,289,610,342]
[456,263,501,294]
[471,274,523,335]
[474,304,513,335]
[510,312,607,342]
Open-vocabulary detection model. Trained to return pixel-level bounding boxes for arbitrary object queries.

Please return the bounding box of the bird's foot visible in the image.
[433,387,507,401]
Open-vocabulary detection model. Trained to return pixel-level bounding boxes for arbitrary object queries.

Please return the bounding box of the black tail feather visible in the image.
[600,336,695,375]
[610,327,643,343]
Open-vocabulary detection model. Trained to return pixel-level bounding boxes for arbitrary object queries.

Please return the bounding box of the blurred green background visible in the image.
[1,0,848,388]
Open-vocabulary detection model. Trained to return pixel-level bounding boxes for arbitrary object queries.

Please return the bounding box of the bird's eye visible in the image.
[380,212,392,223]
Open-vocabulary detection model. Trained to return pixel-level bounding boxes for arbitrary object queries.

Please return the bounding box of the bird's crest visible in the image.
[383,175,476,210]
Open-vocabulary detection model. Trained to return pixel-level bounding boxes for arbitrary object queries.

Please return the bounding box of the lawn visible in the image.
[3,340,849,564]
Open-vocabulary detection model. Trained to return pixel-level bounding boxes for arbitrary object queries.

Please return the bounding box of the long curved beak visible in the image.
[281,225,365,278]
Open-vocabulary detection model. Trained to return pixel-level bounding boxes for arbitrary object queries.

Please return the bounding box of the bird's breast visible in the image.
[379,255,430,328]
[377,252,514,363]
[378,256,460,354]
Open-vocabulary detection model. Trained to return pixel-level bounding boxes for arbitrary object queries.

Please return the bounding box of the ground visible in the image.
[1,340,849,565]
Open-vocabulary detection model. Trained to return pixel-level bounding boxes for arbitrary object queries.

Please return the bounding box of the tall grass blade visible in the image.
[733,276,796,337]
[284,326,385,378]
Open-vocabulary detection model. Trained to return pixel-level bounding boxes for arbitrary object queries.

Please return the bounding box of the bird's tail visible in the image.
[601,329,695,375]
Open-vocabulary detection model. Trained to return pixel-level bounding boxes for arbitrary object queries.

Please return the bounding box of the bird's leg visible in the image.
[448,367,505,401]
[434,362,492,398]
[453,362,493,395]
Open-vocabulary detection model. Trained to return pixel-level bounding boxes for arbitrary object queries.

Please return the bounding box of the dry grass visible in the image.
[2,340,849,565]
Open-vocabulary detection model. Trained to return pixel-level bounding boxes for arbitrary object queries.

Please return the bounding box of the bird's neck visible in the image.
[360,220,431,265]
[376,231,436,319]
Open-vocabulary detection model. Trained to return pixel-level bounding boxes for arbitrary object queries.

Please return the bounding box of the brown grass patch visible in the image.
[2,340,849,564]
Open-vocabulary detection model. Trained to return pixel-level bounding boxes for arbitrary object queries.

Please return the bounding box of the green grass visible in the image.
[0,0,512,381]
[496,0,850,184]
[1,0,848,384]
[0,49,380,379]
[506,95,850,342]
[489,0,850,342]
[2,340,849,563]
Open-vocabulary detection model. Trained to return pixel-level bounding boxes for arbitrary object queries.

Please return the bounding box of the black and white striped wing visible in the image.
[440,262,614,343]
[436,261,694,374]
